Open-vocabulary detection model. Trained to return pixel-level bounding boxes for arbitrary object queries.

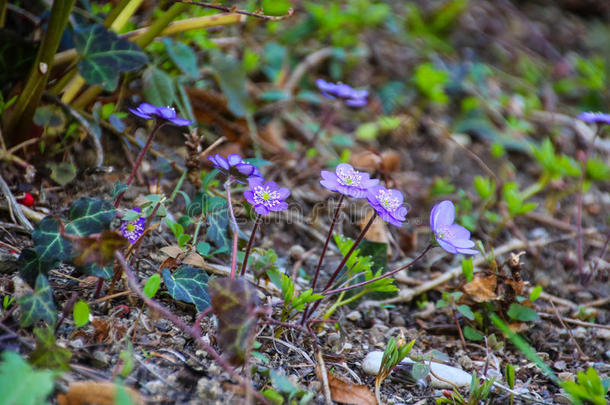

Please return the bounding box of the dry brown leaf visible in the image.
[326,372,377,405]
[463,274,497,302]
[361,209,391,255]
[160,245,184,258]
[351,151,381,171]
[57,381,144,405]
[182,252,205,268]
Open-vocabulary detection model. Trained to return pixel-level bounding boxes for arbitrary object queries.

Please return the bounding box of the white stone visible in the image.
[346,311,362,322]
[362,351,472,388]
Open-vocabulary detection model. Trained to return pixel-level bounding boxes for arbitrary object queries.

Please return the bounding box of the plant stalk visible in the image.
[225,178,241,279]
[114,122,165,208]
[240,214,262,277]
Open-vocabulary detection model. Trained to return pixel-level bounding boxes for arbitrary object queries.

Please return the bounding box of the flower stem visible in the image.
[303,212,377,321]
[240,214,262,277]
[114,122,164,208]
[225,177,241,279]
[322,244,432,297]
[301,194,344,325]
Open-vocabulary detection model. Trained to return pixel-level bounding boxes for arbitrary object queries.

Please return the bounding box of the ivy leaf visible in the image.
[32,217,71,263]
[210,50,250,117]
[209,277,259,366]
[46,162,76,186]
[79,263,113,280]
[18,248,58,287]
[0,351,56,405]
[65,198,116,237]
[18,274,57,327]
[74,24,148,91]
[205,196,230,252]
[28,327,72,371]
[162,266,210,312]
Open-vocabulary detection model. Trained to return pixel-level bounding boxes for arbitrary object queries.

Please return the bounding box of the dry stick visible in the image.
[549,301,588,360]
[174,0,294,21]
[316,349,333,405]
[114,251,271,405]
[240,214,262,277]
[301,195,345,325]
[283,47,333,95]
[0,174,34,232]
[379,231,600,306]
[538,312,610,330]
[304,213,377,320]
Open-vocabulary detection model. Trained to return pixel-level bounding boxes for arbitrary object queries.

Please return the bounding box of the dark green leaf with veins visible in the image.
[78,263,113,280]
[205,196,230,252]
[74,24,148,90]
[32,217,71,263]
[18,274,57,327]
[162,266,210,312]
[65,198,116,236]
[209,277,259,366]
[18,248,59,287]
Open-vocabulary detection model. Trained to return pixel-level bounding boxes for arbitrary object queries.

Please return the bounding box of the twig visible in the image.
[379,231,599,306]
[538,312,610,330]
[114,251,271,405]
[174,0,294,21]
[316,349,332,405]
[283,47,334,95]
[0,174,34,232]
[549,301,588,360]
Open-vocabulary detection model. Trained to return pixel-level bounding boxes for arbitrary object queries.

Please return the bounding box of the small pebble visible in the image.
[144,380,164,395]
[346,311,362,322]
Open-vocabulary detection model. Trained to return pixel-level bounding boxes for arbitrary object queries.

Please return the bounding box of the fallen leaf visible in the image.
[463,274,497,302]
[72,231,128,267]
[159,245,184,258]
[57,381,144,405]
[326,372,376,405]
[361,209,391,255]
[182,251,205,268]
[351,151,381,171]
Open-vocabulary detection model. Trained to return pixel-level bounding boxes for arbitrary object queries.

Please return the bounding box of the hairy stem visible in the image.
[240,215,262,277]
[114,122,164,208]
[304,213,377,321]
[225,178,240,279]
[301,195,344,325]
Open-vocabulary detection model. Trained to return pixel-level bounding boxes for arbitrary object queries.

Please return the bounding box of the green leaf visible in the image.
[210,51,250,117]
[79,263,113,280]
[205,196,230,252]
[73,300,90,327]
[65,198,116,237]
[529,285,542,301]
[18,274,57,327]
[505,363,515,389]
[142,66,176,107]
[29,327,72,372]
[507,303,539,322]
[461,257,474,282]
[196,242,212,257]
[457,304,475,320]
[0,351,56,405]
[46,162,76,186]
[463,326,484,341]
[208,277,259,366]
[32,217,71,265]
[74,24,148,91]
[162,266,210,312]
[18,248,58,287]
[143,274,161,298]
[162,37,198,78]
[473,176,495,200]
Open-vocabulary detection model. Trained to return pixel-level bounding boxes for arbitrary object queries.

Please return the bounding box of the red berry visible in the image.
[19,193,35,207]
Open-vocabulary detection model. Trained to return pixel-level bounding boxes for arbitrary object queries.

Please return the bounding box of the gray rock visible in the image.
[346,310,362,322]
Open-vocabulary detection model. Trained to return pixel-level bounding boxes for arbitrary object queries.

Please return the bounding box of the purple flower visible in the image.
[366,185,408,227]
[208,153,262,181]
[577,112,610,125]
[244,177,290,215]
[316,79,368,107]
[430,201,477,255]
[129,103,193,126]
[320,163,378,198]
[120,207,146,244]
